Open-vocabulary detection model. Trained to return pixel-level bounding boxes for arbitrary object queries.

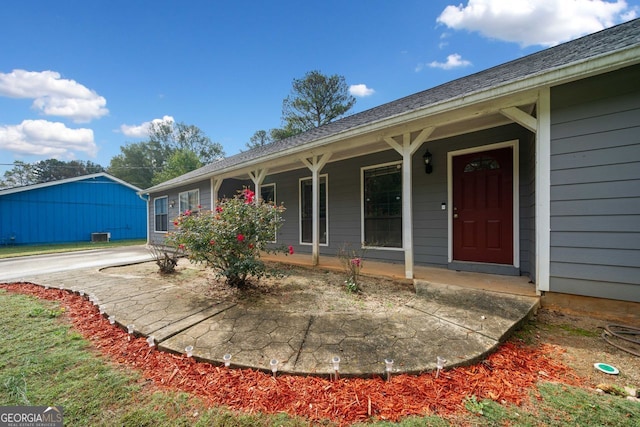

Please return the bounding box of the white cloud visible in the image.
[349,84,375,97]
[0,120,96,157]
[0,69,108,123]
[120,115,175,138]
[437,0,637,47]
[428,53,472,70]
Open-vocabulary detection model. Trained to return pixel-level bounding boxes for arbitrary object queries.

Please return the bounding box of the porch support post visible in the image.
[535,88,551,293]
[384,127,434,279]
[211,177,223,210]
[248,168,268,205]
[300,153,332,266]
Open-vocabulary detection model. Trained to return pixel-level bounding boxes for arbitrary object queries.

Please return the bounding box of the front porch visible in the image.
[262,252,537,298]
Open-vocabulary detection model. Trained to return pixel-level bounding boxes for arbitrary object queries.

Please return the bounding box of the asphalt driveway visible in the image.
[0,245,153,282]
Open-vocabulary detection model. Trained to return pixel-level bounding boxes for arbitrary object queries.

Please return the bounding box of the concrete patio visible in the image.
[9,254,539,377]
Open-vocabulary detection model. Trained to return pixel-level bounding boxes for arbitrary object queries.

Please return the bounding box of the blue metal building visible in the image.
[0,173,147,245]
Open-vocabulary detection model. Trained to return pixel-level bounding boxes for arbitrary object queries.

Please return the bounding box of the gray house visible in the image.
[143,19,640,305]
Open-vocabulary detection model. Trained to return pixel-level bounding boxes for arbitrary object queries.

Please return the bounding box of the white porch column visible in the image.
[384,127,434,279]
[248,168,268,205]
[535,88,551,293]
[301,153,332,266]
[211,177,222,210]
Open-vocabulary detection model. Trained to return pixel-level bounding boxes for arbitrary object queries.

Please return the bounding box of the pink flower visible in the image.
[243,189,255,204]
[288,245,294,255]
[197,204,202,209]
[173,221,179,226]
[248,243,254,249]
[215,206,223,213]
[209,240,215,245]
[351,258,361,267]
[178,244,185,250]
[184,209,191,216]
[237,234,245,242]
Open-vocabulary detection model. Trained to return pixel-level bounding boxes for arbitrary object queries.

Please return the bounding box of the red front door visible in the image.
[453,147,513,265]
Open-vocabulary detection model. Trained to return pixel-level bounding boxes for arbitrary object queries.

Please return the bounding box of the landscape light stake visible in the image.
[108,315,115,325]
[127,324,135,341]
[147,335,155,347]
[223,353,232,367]
[185,345,193,358]
[270,359,279,378]
[332,356,341,380]
[436,356,446,378]
[385,359,394,381]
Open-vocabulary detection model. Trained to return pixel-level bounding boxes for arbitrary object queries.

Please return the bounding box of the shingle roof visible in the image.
[145,18,640,193]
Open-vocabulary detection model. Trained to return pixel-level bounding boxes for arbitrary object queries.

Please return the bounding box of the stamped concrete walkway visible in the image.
[12,256,539,377]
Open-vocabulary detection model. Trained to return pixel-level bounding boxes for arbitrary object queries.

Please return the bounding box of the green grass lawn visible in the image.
[0,239,147,259]
[0,290,638,426]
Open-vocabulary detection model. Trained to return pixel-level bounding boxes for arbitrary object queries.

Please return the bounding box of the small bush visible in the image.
[148,243,184,274]
[337,244,366,293]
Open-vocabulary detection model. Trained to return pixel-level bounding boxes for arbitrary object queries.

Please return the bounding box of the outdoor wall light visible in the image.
[169,199,176,208]
[423,149,433,174]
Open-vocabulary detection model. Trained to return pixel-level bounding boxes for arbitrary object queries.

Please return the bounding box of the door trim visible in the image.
[447,140,520,267]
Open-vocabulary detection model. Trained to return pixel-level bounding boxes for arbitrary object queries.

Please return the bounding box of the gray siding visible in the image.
[549,64,640,302]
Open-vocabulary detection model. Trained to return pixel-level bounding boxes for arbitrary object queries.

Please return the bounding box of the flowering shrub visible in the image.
[337,244,366,293]
[167,188,290,287]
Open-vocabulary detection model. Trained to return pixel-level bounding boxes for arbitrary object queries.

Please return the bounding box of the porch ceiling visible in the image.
[223,98,537,180]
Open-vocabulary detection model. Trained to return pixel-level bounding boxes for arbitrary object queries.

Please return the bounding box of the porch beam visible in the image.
[500,107,537,133]
[300,153,332,266]
[383,128,435,279]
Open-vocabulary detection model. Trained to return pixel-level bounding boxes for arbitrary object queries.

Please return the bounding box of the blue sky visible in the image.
[1,0,638,175]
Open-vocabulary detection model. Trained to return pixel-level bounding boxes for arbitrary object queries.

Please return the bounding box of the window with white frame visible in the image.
[300,176,327,245]
[362,163,402,248]
[154,197,168,232]
[179,189,199,213]
[260,183,276,203]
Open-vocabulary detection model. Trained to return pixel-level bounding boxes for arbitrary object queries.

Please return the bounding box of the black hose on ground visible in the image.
[601,324,640,357]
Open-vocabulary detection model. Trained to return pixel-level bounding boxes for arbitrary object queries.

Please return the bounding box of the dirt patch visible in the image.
[102,259,418,315]
[104,259,640,393]
[522,309,640,393]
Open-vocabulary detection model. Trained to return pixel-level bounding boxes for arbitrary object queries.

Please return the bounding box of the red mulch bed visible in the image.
[1,282,584,425]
